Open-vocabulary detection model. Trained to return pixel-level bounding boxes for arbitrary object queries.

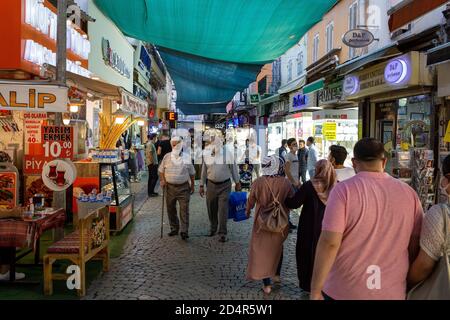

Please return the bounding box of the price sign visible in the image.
[445,121,450,143]
[24,125,74,174]
[41,126,74,159]
[323,122,337,141]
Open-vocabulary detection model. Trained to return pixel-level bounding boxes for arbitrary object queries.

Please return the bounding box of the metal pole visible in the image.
[160,186,166,238]
[53,0,67,237]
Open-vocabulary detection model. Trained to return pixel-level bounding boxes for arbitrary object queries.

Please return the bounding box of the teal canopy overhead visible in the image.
[177,102,229,115]
[158,48,263,111]
[94,0,337,64]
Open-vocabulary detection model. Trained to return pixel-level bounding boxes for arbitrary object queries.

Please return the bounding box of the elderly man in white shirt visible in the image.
[200,131,241,242]
[159,136,196,240]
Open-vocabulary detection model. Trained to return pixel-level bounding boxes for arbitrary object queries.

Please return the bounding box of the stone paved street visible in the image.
[85,182,305,300]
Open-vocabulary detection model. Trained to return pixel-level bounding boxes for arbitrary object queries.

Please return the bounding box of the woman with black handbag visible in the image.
[285,160,336,296]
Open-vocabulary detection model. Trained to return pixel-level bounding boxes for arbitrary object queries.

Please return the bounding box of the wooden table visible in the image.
[0,208,65,282]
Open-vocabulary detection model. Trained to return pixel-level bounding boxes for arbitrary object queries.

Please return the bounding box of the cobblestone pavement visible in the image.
[85,181,306,300]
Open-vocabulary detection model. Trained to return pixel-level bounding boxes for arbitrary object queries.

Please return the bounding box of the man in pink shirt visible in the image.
[310,138,423,300]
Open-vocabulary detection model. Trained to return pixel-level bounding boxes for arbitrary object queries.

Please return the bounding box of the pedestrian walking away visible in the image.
[285,159,336,294]
[328,145,355,182]
[158,136,196,241]
[310,138,424,300]
[284,138,300,231]
[146,133,159,197]
[306,137,318,179]
[200,133,241,243]
[298,139,308,184]
[246,155,294,295]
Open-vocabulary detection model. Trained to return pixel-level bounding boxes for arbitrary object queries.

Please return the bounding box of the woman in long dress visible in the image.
[246,155,294,294]
[285,159,336,293]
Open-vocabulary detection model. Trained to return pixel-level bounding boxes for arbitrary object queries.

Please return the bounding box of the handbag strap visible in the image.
[439,203,450,254]
[263,177,279,203]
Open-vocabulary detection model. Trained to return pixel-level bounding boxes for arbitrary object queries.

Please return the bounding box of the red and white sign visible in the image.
[24,124,74,174]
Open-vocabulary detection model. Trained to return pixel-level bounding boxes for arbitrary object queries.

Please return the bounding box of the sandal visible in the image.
[262,285,272,294]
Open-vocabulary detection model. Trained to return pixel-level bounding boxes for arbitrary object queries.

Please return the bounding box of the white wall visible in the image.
[280,36,308,87]
[87,0,134,92]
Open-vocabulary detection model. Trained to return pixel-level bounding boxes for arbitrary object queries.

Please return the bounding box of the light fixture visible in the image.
[113,109,127,124]
[137,119,145,126]
[63,113,71,125]
[69,104,79,113]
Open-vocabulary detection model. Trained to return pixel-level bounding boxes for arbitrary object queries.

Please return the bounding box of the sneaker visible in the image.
[0,271,25,281]
[149,193,159,197]
[168,230,179,237]
[218,235,228,242]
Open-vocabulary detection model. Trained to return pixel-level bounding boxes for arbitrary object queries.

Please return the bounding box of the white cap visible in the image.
[171,136,182,143]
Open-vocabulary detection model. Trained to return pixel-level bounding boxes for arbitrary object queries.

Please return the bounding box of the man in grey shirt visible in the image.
[307,136,319,179]
[200,134,241,243]
[285,138,300,189]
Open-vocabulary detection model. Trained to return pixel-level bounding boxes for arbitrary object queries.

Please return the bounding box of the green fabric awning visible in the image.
[94,0,337,64]
[303,78,324,94]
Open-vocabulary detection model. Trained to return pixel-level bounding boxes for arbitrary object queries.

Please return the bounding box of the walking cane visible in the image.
[160,185,165,238]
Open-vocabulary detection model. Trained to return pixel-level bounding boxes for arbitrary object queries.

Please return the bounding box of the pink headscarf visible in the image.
[311,159,337,205]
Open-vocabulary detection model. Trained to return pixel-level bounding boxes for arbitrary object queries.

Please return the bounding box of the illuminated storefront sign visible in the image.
[343,76,360,95]
[384,58,410,84]
[293,94,308,109]
[119,90,148,117]
[0,84,68,112]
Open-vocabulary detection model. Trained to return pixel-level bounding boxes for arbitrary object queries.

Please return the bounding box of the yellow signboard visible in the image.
[444,121,450,143]
[323,122,337,141]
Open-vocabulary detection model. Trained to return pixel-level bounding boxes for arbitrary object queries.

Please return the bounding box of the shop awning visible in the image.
[278,76,307,94]
[94,0,338,64]
[303,78,324,94]
[157,47,263,113]
[388,0,448,32]
[427,42,450,66]
[259,94,280,106]
[42,64,121,100]
[176,102,228,115]
[334,44,402,77]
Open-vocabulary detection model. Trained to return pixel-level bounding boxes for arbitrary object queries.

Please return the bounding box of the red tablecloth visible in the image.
[0,208,65,250]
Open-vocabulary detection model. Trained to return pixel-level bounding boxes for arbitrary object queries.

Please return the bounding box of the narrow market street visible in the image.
[85,183,304,300]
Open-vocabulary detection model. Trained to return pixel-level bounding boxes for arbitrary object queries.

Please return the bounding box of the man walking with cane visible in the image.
[200,131,241,243]
[159,136,196,240]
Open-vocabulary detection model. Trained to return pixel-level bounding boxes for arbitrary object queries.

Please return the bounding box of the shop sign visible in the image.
[0,84,68,112]
[384,58,410,85]
[102,38,131,79]
[342,52,430,100]
[293,94,308,109]
[342,29,375,48]
[250,94,260,104]
[323,122,337,141]
[120,90,148,117]
[24,125,74,174]
[24,112,47,145]
[289,91,317,112]
[318,81,343,106]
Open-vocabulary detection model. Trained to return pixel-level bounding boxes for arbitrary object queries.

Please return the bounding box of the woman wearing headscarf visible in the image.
[246,155,295,294]
[285,159,336,294]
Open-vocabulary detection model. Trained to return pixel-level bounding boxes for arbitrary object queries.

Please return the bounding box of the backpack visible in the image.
[256,177,289,235]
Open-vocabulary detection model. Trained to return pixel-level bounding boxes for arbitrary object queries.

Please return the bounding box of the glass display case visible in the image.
[73,160,134,232]
[100,162,131,206]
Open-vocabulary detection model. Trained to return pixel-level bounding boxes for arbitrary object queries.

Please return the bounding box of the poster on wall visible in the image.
[42,159,77,191]
[24,124,74,174]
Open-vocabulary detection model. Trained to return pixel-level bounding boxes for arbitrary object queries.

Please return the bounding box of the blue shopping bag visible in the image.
[228,192,248,222]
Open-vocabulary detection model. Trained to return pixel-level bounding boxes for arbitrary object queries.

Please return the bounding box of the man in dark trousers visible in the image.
[145,133,159,197]
[297,139,308,184]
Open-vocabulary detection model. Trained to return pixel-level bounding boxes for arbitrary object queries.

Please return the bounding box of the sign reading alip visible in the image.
[0,84,68,112]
